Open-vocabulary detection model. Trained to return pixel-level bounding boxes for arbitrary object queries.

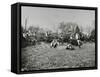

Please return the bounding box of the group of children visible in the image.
[50,38,82,50]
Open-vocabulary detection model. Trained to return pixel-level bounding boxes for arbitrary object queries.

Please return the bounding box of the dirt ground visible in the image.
[21,42,95,71]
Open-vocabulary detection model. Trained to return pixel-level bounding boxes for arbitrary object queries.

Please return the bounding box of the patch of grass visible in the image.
[21,42,95,71]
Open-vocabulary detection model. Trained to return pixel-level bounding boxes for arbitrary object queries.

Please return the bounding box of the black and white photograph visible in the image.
[21,5,96,72]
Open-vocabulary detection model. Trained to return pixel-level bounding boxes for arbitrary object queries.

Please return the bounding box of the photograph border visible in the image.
[12,2,98,74]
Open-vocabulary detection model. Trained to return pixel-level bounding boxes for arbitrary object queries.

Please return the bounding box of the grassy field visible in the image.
[21,42,95,71]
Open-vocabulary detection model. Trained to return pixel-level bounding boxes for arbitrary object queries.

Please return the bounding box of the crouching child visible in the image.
[66,44,75,50]
[50,39,59,48]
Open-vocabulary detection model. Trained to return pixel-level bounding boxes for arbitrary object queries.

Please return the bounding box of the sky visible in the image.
[21,6,95,33]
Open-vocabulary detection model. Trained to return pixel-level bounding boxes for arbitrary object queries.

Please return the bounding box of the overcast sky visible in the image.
[21,6,95,33]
